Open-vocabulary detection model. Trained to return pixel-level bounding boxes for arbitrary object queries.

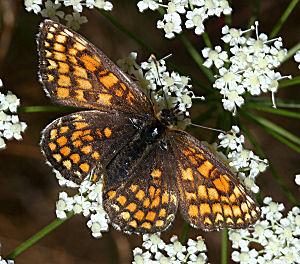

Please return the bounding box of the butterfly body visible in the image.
[38,20,261,234]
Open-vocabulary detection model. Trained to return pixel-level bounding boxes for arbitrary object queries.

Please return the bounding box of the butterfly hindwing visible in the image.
[38,20,153,116]
[41,110,141,183]
[168,130,261,231]
[103,142,179,234]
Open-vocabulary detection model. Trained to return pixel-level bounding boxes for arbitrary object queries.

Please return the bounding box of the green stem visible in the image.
[202,32,213,48]
[180,222,190,244]
[178,34,215,84]
[6,212,74,259]
[221,228,228,264]
[18,105,76,113]
[279,76,300,88]
[269,0,299,38]
[237,118,299,206]
[282,42,300,64]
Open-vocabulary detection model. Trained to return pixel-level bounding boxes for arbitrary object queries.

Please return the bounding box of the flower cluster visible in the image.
[117,52,201,129]
[137,0,232,39]
[218,126,268,193]
[203,22,291,114]
[55,171,109,238]
[0,80,27,150]
[229,197,300,264]
[132,234,208,263]
[24,0,113,30]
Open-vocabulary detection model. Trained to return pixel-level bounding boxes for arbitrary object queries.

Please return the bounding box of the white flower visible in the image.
[132,247,152,264]
[56,192,74,219]
[142,234,166,253]
[0,255,14,264]
[218,125,244,151]
[295,174,300,186]
[40,0,64,22]
[117,52,141,75]
[294,50,300,69]
[137,0,159,12]
[86,0,113,10]
[157,12,182,39]
[185,8,207,35]
[65,12,88,30]
[232,249,258,263]
[87,212,109,238]
[202,46,228,68]
[63,0,83,12]
[24,0,42,13]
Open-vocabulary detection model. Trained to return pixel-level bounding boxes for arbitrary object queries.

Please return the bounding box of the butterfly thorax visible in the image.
[156,108,178,129]
[104,118,166,188]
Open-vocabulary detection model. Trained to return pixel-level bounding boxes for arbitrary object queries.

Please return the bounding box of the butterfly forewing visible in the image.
[168,130,261,231]
[41,111,141,183]
[38,20,153,116]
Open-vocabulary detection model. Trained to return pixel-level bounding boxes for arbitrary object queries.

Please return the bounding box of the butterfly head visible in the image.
[157,108,178,128]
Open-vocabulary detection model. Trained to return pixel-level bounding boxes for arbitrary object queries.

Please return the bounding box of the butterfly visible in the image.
[38,20,261,234]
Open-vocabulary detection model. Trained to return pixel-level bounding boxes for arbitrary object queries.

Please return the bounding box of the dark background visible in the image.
[0,0,299,263]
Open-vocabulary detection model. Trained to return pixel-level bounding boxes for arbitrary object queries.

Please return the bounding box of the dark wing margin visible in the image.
[40,111,138,184]
[37,20,153,116]
[168,129,261,231]
[103,143,179,234]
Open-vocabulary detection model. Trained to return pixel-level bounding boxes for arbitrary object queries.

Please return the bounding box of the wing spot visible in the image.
[107,190,116,199]
[215,213,224,223]
[130,184,138,192]
[68,48,78,56]
[81,145,92,154]
[198,185,208,200]
[44,41,50,47]
[151,169,162,178]
[54,51,67,61]
[212,203,223,214]
[75,90,87,101]
[141,222,152,230]
[99,73,119,89]
[115,88,124,97]
[226,217,234,225]
[58,62,69,73]
[197,160,214,178]
[126,91,135,105]
[112,204,120,212]
[91,151,100,160]
[213,175,230,193]
[229,193,237,203]
[204,217,213,226]
[60,146,71,156]
[50,129,58,139]
[49,26,56,32]
[126,203,137,212]
[237,218,244,225]
[189,155,198,165]
[233,205,242,217]
[155,220,164,227]
[73,122,88,129]
[48,142,56,151]
[200,203,211,215]
[70,153,80,163]
[136,190,145,201]
[73,42,86,51]
[104,127,112,138]
[161,192,169,204]
[97,93,112,105]
[143,198,150,208]
[82,135,94,141]
[148,186,155,199]
[73,140,83,147]
[56,87,69,98]
[46,32,54,39]
[53,154,62,162]
[159,208,166,217]
[146,211,156,222]
[59,126,69,134]
[64,28,73,36]
[223,205,233,217]
[80,54,100,72]
[47,59,57,69]
[134,210,145,221]
[73,66,88,78]
[185,191,197,201]
[79,163,90,172]
[196,154,205,160]
[151,197,160,208]
[120,212,130,221]
[188,205,199,217]
[245,213,251,221]
[56,136,67,146]
[63,159,72,170]
[58,75,71,86]
[53,43,65,52]
[45,50,52,57]
[76,78,92,89]
[129,220,137,228]
[208,187,219,200]
[233,186,242,198]
[221,195,229,203]
[56,34,67,43]
[116,195,127,206]
[68,55,78,64]
[181,167,194,181]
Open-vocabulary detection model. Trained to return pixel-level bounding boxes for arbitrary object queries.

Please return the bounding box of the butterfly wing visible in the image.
[38,20,153,116]
[40,110,143,184]
[103,142,179,234]
[168,130,261,231]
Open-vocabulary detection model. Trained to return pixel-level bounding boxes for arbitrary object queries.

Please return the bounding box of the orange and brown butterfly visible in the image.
[38,20,261,234]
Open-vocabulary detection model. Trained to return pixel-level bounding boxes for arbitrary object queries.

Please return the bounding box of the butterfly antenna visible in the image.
[190,123,235,136]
